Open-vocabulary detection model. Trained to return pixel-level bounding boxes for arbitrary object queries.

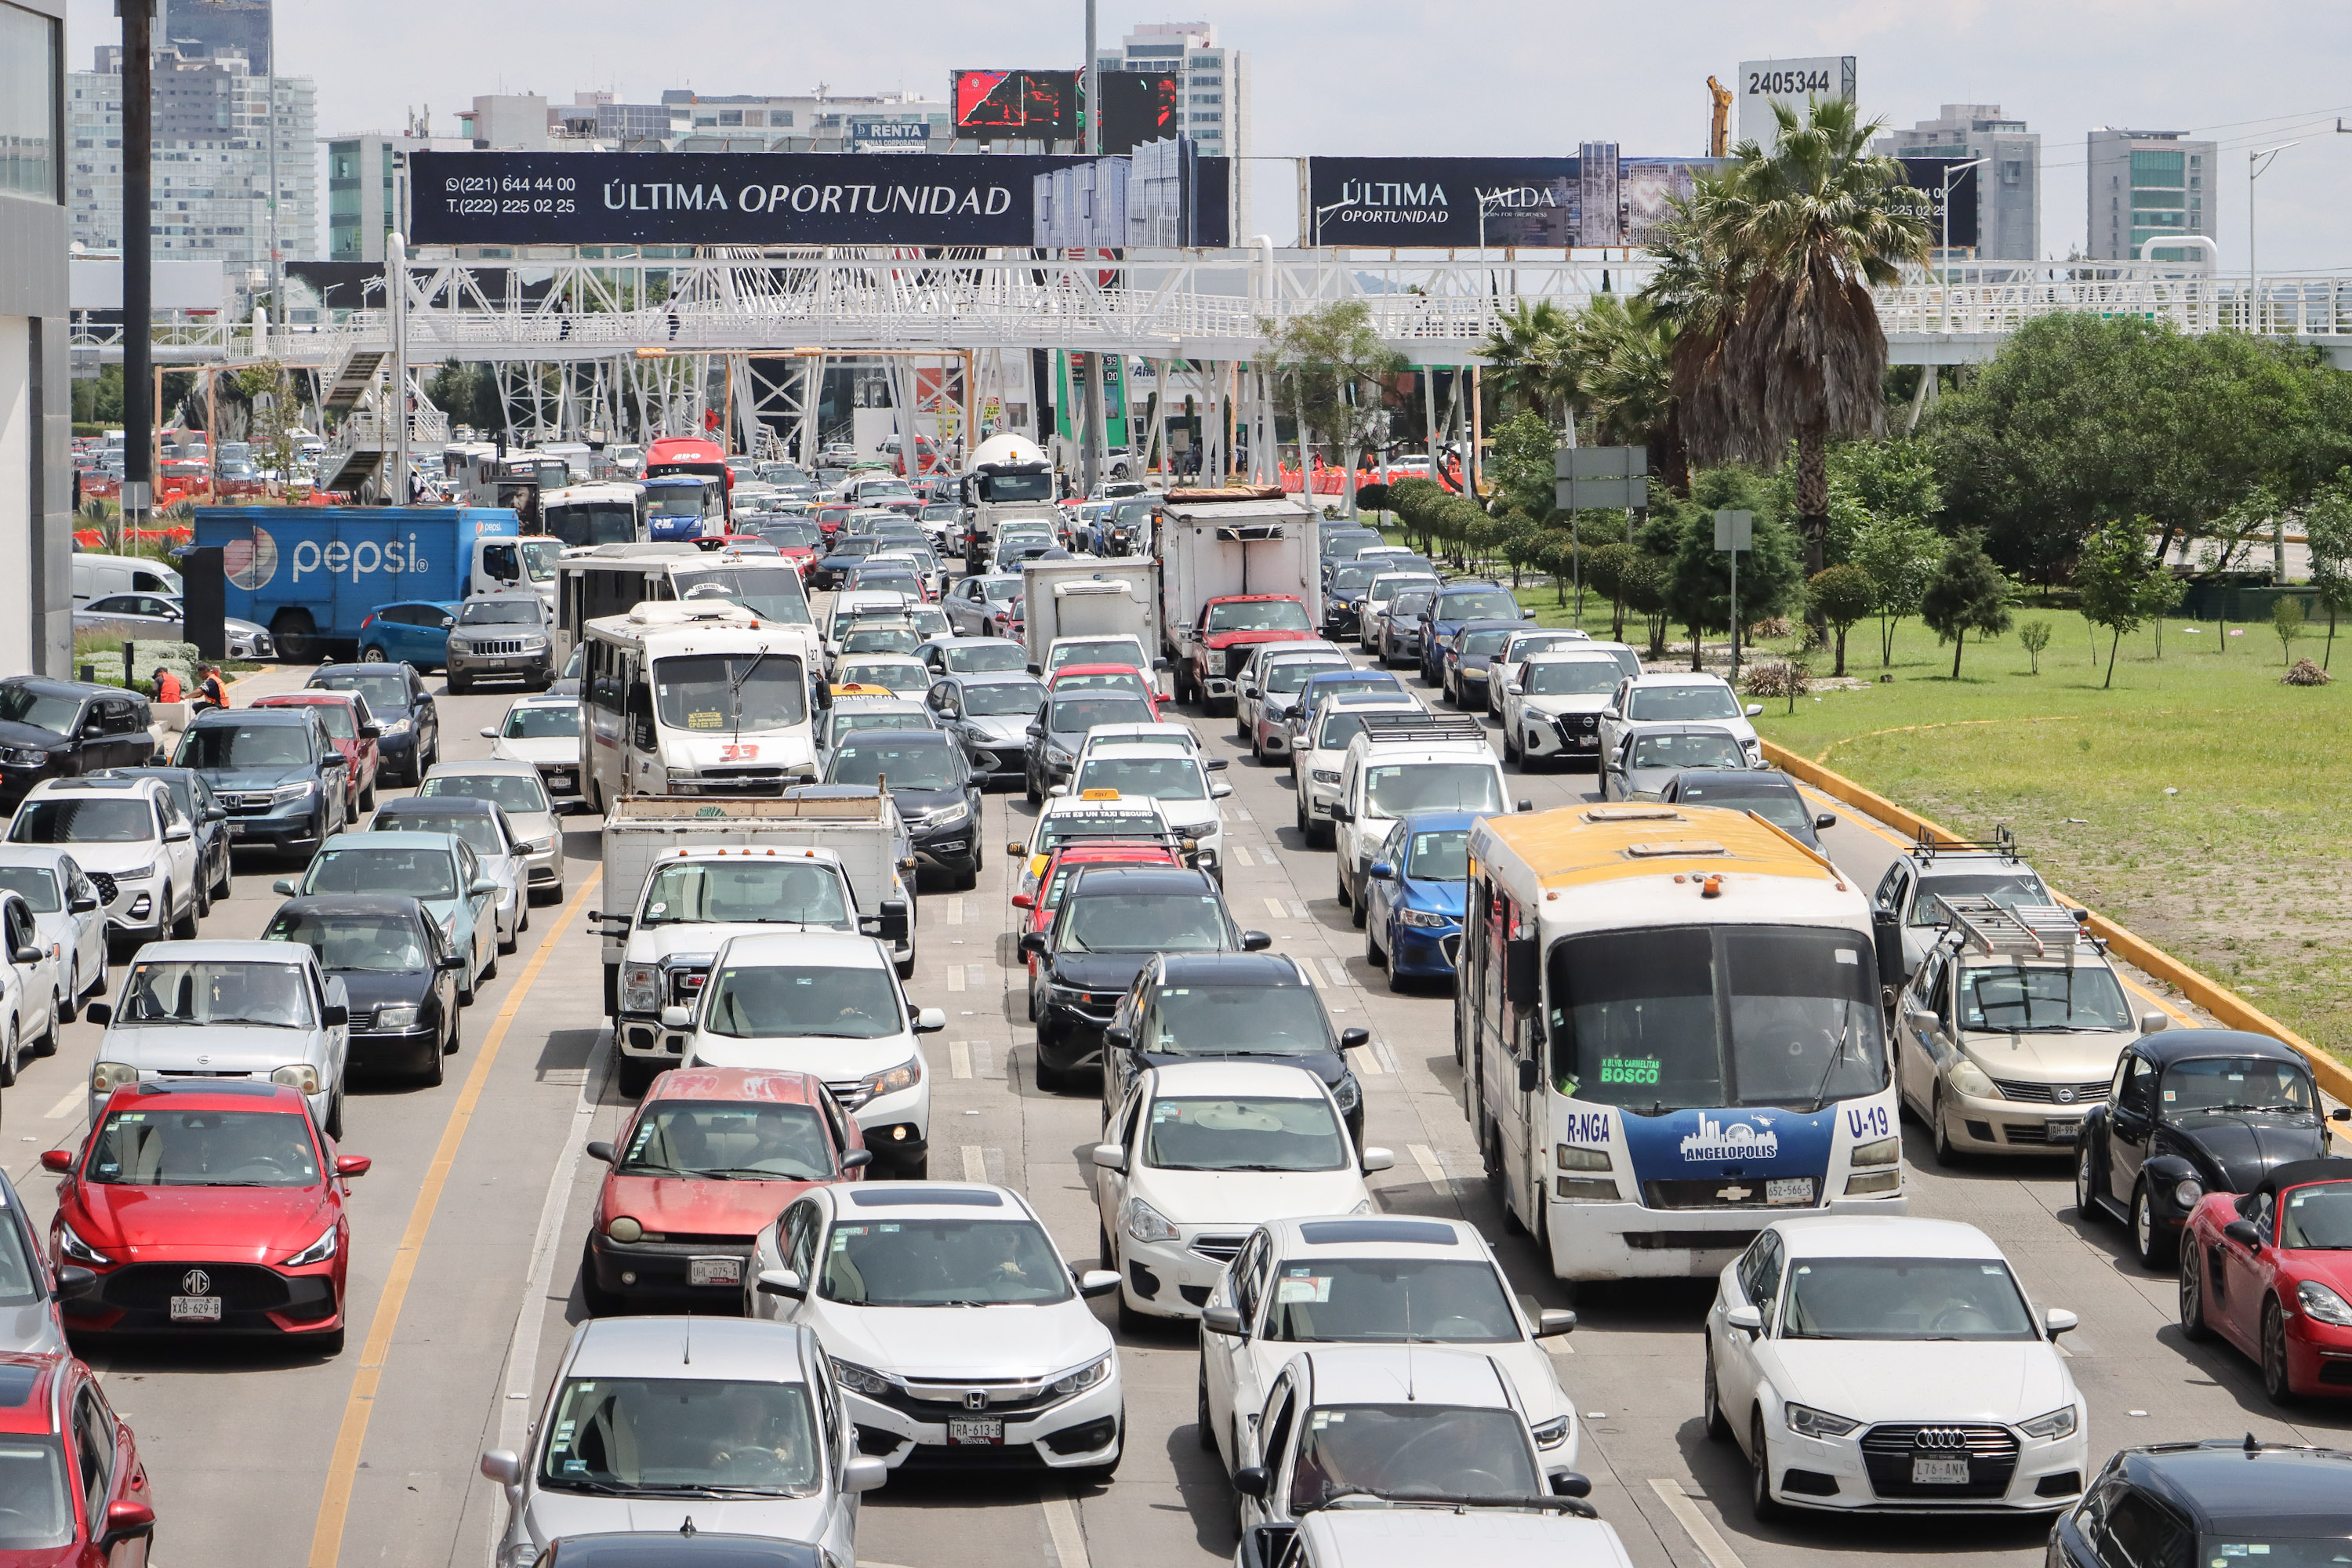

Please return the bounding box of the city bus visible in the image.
[1455,802,1907,1283]
[579,600,826,808]
[542,482,647,550]
[643,474,725,541]
[554,542,813,664]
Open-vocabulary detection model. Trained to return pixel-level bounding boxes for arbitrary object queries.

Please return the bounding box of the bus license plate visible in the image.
[949,1418,1004,1446]
[1912,1457,1970,1485]
[170,1294,222,1323]
[688,1258,741,1287]
[2045,1120,2082,1143]
[1766,1178,1814,1205]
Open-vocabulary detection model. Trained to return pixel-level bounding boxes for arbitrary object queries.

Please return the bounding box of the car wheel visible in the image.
[1748,1411,1783,1521]
[1196,1362,1218,1452]
[0,1022,16,1088]
[2074,1141,2103,1221]
[482,944,500,982]
[446,670,470,694]
[57,969,75,1026]
[2179,1245,2214,1341]
[359,775,376,812]
[579,1238,624,1316]
[1930,1087,1956,1166]
[1365,916,1385,970]
[1025,768,1042,806]
[1503,725,1521,764]
[212,851,232,901]
[2134,1181,2179,1270]
[1703,1338,1732,1441]
[1234,709,1250,742]
[2263,1297,2297,1403]
[1294,790,1308,837]
[361,644,388,663]
[169,885,197,940]
[1335,862,1351,909]
[194,876,212,919]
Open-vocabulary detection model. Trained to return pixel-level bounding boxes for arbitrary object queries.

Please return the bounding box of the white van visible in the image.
[71,553,183,605]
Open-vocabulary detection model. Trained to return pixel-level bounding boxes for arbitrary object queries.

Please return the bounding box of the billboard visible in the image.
[1737,56,1856,143]
[1894,157,1978,251]
[1099,71,1181,156]
[1305,157,1578,247]
[952,69,1080,141]
[1620,157,1725,246]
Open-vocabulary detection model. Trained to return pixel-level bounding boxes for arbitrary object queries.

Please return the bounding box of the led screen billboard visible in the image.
[952,69,1080,141]
[1099,71,1180,156]
[1895,157,1978,250]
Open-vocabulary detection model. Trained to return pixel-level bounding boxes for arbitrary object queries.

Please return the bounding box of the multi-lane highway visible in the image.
[7,615,2346,1568]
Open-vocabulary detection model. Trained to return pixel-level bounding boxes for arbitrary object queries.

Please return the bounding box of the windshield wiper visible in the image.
[539,1476,633,1497]
[1808,1003,1860,1112]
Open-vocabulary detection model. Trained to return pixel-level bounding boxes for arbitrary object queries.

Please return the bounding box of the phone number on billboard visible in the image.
[1748,69,1835,95]
[442,176,579,194]
[441,198,578,215]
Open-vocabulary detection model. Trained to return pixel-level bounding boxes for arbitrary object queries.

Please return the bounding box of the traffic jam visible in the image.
[2,431,2347,1568]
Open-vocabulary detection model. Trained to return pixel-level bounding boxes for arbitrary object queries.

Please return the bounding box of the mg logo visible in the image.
[964,1390,989,1411]
[1912,1428,1968,1450]
[182,1269,212,1295]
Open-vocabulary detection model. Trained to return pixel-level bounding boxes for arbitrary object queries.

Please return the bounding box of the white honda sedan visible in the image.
[1704,1215,2087,1519]
[745,1182,1125,1477]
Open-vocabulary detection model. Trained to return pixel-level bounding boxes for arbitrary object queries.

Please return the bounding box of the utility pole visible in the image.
[1077,0,1108,498]
[267,0,281,336]
[122,0,155,534]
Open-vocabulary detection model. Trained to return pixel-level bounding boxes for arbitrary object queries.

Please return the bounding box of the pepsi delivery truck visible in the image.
[196,506,535,661]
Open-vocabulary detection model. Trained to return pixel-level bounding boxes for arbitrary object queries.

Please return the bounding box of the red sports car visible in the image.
[0,1349,154,1566]
[43,1080,368,1352]
[2180,1157,2352,1400]
[579,1065,869,1313]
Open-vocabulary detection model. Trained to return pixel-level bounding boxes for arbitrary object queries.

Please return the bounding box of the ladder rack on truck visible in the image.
[1936,895,2098,965]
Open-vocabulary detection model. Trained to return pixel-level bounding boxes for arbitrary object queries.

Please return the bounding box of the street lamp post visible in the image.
[1939,158,1987,331]
[2249,141,2300,336]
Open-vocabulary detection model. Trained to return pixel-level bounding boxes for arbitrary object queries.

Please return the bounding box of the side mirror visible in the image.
[1232,1466,1271,1501]
[1516,1057,1542,1094]
[1339,1027,1369,1051]
[1327,802,1352,823]
[1104,1024,1134,1051]
[335,1154,372,1178]
[323,1003,350,1027]
[2139,1012,2169,1034]
[2044,1307,2078,1338]
[1548,1471,1593,1499]
[1240,930,1272,953]
[1726,1304,1763,1334]
[11,946,39,966]
[53,1264,96,1299]
[1006,840,1027,858]
[1047,785,1069,799]
[659,1004,693,1029]
[2224,1218,2263,1248]
[586,1141,617,1164]
[1744,703,1764,717]
[1367,861,1396,881]
[914,1007,947,1033]
[1011,893,1033,910]
[478,1450,524,1487]
[1816,813,1838,830]
[478,727,495,739]
[1517,798,1534,813]
[84,1003,111,1026]
[205,806,227,822]
[2332,1108,2351,1123]
[39,1149,73,1174]
[1536,1308,1577,1338]
[96,1500,156,1551]
[360,724,382,739]
[840,1148,874,1171]
[1360,1146,1396,1174]
[164,825,191,843]
[470,879,500,896]
[1020,931,1049,957]
[1210,781,1233,799]
[323,752,348,767]
[1077,1269,1120,1299]
[440,955,467,972]
[755,1267,807,1300]
[69,894,97,913]
[1504,683,1523,696]
[1241,685,1260,699]
[1203,756,1229,771]
[843,1455,889,1495]
[272,879,297,895]
[1090,1142,1127,1172]
[1202,1305,1246,1337]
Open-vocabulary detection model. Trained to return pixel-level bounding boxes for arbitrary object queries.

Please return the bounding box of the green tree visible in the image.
[1659,477,1806,670]
[1475,299,1576,421]
[1824,436,1940,564]
[2075,520,2175,688]
[2019,619,2052,674]
[2273,597,2310,664]
[1807,564,1875,676]
[1620,550,1674,659]
[1850,511,1944,667]
[1260,300,1408,519]
[1920,532,2013,679]
[1584,541,1641,640]
[2305,470,2352,670]
[232,361,301,491]
[1386,476,1446,554]
[1487,410,1561,520]
[1565,293,1679,473]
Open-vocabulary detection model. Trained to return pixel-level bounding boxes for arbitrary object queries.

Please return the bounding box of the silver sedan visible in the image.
[416,760,577,903]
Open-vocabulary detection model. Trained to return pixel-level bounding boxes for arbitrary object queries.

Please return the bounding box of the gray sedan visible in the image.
[926,670,1045,788]
[1599,722,1758,802]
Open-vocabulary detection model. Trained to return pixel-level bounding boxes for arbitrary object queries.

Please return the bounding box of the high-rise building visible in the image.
[0,0,74,677]
[1876,104,2040,260]
[67,43,318,305]
[1097,21,1247,236]
[324,130,470,263]
[162,0,268,74]
[2086,128,2216,263]
[661,89,947,152]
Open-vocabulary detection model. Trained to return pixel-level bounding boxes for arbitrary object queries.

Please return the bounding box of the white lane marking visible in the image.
[1648,1478,1750,1568]
[1408,1144,1448,1189]
[1373,1040,1403,1075]
[1231,844,1254,867]
[1043,1492,1092,1568]
[971,1043,997,1079]
[967,963,987,989]
[1355,1044,1385,1076]
[945,897,964,925]
[962,1145,989,1183]
[1233,808,1253,822]
[44,1087,83,1121]
[1264,897,1290,920]
[950,1041,972,1079]
[1258,848,1278,868]
[1319,956,1348,986]
[1290,900,1312,921]
[946,966,967,993]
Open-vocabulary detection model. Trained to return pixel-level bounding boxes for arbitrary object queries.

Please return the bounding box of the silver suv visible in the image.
[445,593,554,694]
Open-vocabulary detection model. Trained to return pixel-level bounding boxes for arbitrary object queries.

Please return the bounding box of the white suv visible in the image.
[1289,692,1423,849]
[5,776,202,953]
[1331,713,1512,918]
[1598,672,1763,766]
[1501,650,1630,768]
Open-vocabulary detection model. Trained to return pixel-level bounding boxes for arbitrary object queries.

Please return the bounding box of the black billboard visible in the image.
[1895,157,1979,251]
[952,69,1080,141]
[408,151,1099,248]
[1100,71,1180,156]
[1306,158,1581,246]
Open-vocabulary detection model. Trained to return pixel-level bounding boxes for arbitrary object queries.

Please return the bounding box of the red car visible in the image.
[1044,664,1163,716]
[250,691,382,814]
[43,1081,369,1352]
[1177,593,1318,715]
[2181,1158,2352,1400]
[1013,838,1184,983]
[579,1066,869,1313]
[0,1350,154,1565]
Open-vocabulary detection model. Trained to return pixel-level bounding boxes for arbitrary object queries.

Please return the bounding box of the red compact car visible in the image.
[579,1066,869,1314]
[251,690,382,814]
[0,1350,154,1566]
[44,1080,368,1353]
[2180,1158,2352,1400]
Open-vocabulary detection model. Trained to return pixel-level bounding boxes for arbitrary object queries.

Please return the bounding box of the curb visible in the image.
[1762,739,2352,1109]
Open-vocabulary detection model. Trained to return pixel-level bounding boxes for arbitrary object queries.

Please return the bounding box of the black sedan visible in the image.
[263,895,465,1083]
[1657,768,1838,849]
[2077,1028,2345,1269]
[807,535,884,591]
[823,728,982,890]
[309,662,441,786]
[925,670,1044,789]
[2053,1436,2352,1567]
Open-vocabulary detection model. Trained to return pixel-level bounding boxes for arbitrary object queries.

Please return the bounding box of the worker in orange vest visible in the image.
[151,666,183,702]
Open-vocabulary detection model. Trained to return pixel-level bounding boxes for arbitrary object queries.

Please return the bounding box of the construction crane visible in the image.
[1708,76,1733,158]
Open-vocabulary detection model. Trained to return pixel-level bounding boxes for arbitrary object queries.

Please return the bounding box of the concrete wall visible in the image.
[0,0,73,678]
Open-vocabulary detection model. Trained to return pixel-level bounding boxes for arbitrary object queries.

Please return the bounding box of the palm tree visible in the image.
[1654,96,1932,586]
[1570,293,1677,463]
[1476,299,1574,421]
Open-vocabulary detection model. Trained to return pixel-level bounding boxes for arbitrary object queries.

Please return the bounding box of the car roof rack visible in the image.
[1938,896,2098,964]
[1352,712,1490,746]
[1912,823,2020,862]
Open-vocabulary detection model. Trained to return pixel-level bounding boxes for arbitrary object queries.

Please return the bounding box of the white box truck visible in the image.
[1157,489,1324,713]
[1020,557,1162,672]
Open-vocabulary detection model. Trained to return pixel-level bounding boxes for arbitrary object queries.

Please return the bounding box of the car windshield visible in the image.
[1436,590,1519,620]
[1146,985,1331,1055]
[1050,641,1145,672]
[829,740,959,790]
[1628,684,1742,721]
[2162,1057,2318,1116]
[178,723,311,768]
[1146,1094,1347,1171]
[1074,756,1205,803]
[264,909,432,972]
[1302,675,1402,709]
[1548,925,1888,1111]
[840,626,920,657]
[539,1376,818,1497]
[1288,1405,1542,1512]
[960,680,1044,717]
[675,568,808,624]
[502,705,579,739]
[820,1217,1073,1307]
[288,702,357,740]
[421,773,550,815]
[945,644,1027,674]
[1204,600,1312,633]
[0,1439,73,1550]
[306,846,458,901]
[2188,1542,2352,1567]
[654,653,809,732]
[8,797,152,844]
[118,959,314,1027]
[975,577,1021,603]
[1048,695,1154,733]
[1388,591,1436,618]
[756,521,823,548]
[1631,731,1746,771]
[1506,636,1584,662]
[0,866,59,912]
[2281,1181,2352,1248]
[1671,779,1809,833]
[458,600,542,626]
[1363,764,1502,818]
[1261,660,1346,695]
[85,1107,321,1187]
[1330,564,1382,593]
[1457,630,1515,657]
[1779,1256,2039,1341]
[1061,891,1228,953]
[837,661,927,695]
[1911,870,2055,928]
[1404,829,1469,880]
[0,686,80,734]
[702,963,900,1040]
[1524,661,1622,696]
[639,862,850,928]
[1267,1258,1518,1343]
[314,671,411,712]
[1958,964,2131,1032]
[379,809,502,855]
[1370,578,1436,603]
[620,1102,835,1181]
[1052,670,1149,701]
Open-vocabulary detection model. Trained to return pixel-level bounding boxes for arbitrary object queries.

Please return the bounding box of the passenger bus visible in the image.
[1456,802,1906,1283]
[554,542,814,664]
[645,435,732,521]
[643,474,724,541]
[579,600,826,808]
[542,482,647,550]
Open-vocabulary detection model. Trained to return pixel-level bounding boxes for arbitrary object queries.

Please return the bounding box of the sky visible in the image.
[64,0,2352,270]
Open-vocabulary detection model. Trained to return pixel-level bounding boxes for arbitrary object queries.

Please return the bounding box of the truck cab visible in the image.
[1177,596,1318,715]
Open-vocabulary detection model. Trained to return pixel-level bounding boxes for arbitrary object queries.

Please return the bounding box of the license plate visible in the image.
[949,1417,1004,1446]
[1912,1457,1971,1485]
[1766,1178,1815,1205]
[170,1294,222,1323]
[688,1257,741,1287]
[1576,737,1598,748]
[228,820,255,836]
[2045,1120,2082,1143]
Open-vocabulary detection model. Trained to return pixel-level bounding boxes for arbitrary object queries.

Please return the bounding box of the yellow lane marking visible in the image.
[306,870,603,1568]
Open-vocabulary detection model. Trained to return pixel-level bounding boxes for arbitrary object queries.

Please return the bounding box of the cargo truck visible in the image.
[1156,490,1323,714]
[1019,557,1162,673]
[956,432,1060,570]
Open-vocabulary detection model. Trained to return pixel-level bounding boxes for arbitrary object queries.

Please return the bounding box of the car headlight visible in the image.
[607,1215,644,1243]
[2172,1178,2205,1211]
[1050,1353,1114,1396]
[517,636,549,651]
[1331,1073,1360,1114]
[831,1357,892,1396]
[1530,1416,1571,1449]
[858,1057,923,1099]
[2017,1406,2078,1440]
[379,717,412,736]
[622,964,662,1012]
[1947,1058,1999,1099]
[271,1063,321,1095]
[522,836,554,855]
[1784,1403,1861,1439]
[1399,907,1453,929]
[920,801,971,829]
[90,1061,140,1098]
[375,1004,421,1030]
[272,780,317,804]
[114,862,157,883]
[1123,1196,1179,1244]
[1045,745,1074,767]
[447,637,474,654]
[2299,1279,2352,1327]
[1312,768,1341,784]
[56,1220,114,1267]
[0,746,50,768]
[1851,1135,1901,1169]
[281,1224,338,1267]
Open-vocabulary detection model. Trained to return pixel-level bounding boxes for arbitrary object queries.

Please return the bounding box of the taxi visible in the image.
[1004,789,1189,905]
[1012,835,1187,985]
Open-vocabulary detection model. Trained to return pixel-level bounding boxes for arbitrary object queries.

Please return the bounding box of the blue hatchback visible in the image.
[1362,809,1476,989]
[357,600,459,670]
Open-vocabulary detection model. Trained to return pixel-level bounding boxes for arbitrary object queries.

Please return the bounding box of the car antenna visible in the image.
[2245,1432,2262,1454]
[683,1312,691,1366]
[680,1516,698,1537]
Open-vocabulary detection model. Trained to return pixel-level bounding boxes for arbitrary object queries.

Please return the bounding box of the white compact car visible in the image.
[0,848,108,1020]
[480,1316,884,1568]
[1093,1060,1392,1328]
[679,931,944,1176]
[1499,651,1627,768]
[0,891,63,1080]
[5,776,204,953]
[1061,742,1232,884]
[481,695,584,800]
[1704,1215,2086,1518]
[746,1182,1124,1476]
[1598,672,1764,766]
[1199,1214,1578,1477]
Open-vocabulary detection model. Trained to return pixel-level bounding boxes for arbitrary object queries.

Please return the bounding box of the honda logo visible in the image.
[1912,1428,1969,1450]
[182,1269,212,1296]
[964,1390,989,1411]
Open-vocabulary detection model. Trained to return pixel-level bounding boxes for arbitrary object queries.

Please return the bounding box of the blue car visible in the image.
[356,599,458,670]
[274,830,501,1004]
[1361,810,1475,989]
[1417,580,1531,683]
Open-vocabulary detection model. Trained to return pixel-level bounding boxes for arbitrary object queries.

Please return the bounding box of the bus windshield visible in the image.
[673,568,808,624]
[544,503,639,548]
[1547,924,1887,1112]
[645,486,713,518]
[653,653,809,734]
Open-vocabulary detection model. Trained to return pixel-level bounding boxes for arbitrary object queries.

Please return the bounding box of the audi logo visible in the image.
[964,1390,989,1411]
[1912,1428,1969,1450]
[182,1269,212,1296]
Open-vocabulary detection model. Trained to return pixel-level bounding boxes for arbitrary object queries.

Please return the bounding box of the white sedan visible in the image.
[1704,1215,2086,1518]
[0,848,107,1021]
[481,695,583,800]
[1092,1060,1392,1330]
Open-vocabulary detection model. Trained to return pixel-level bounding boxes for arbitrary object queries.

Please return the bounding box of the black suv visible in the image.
[2053,1437,2352,1566]
[172,706,349,857]
[1022,865,1269,1092]
[0,677,156,809]
[309,662,441,785]
[822,728,981,891]
[1103,951,1369,1142]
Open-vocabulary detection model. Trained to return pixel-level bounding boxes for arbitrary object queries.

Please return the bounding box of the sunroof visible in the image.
[1297,1219,1457,1247]
[847,1187,1002,1208]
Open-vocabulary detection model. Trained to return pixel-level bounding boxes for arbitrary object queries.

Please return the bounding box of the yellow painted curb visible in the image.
[1762,740,2352,1109]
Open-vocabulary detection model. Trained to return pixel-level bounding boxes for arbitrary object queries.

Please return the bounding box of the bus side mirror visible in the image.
[1872,909,1906,989]
[1504,935,1540,1008]
[1517,1057,1541,1094]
